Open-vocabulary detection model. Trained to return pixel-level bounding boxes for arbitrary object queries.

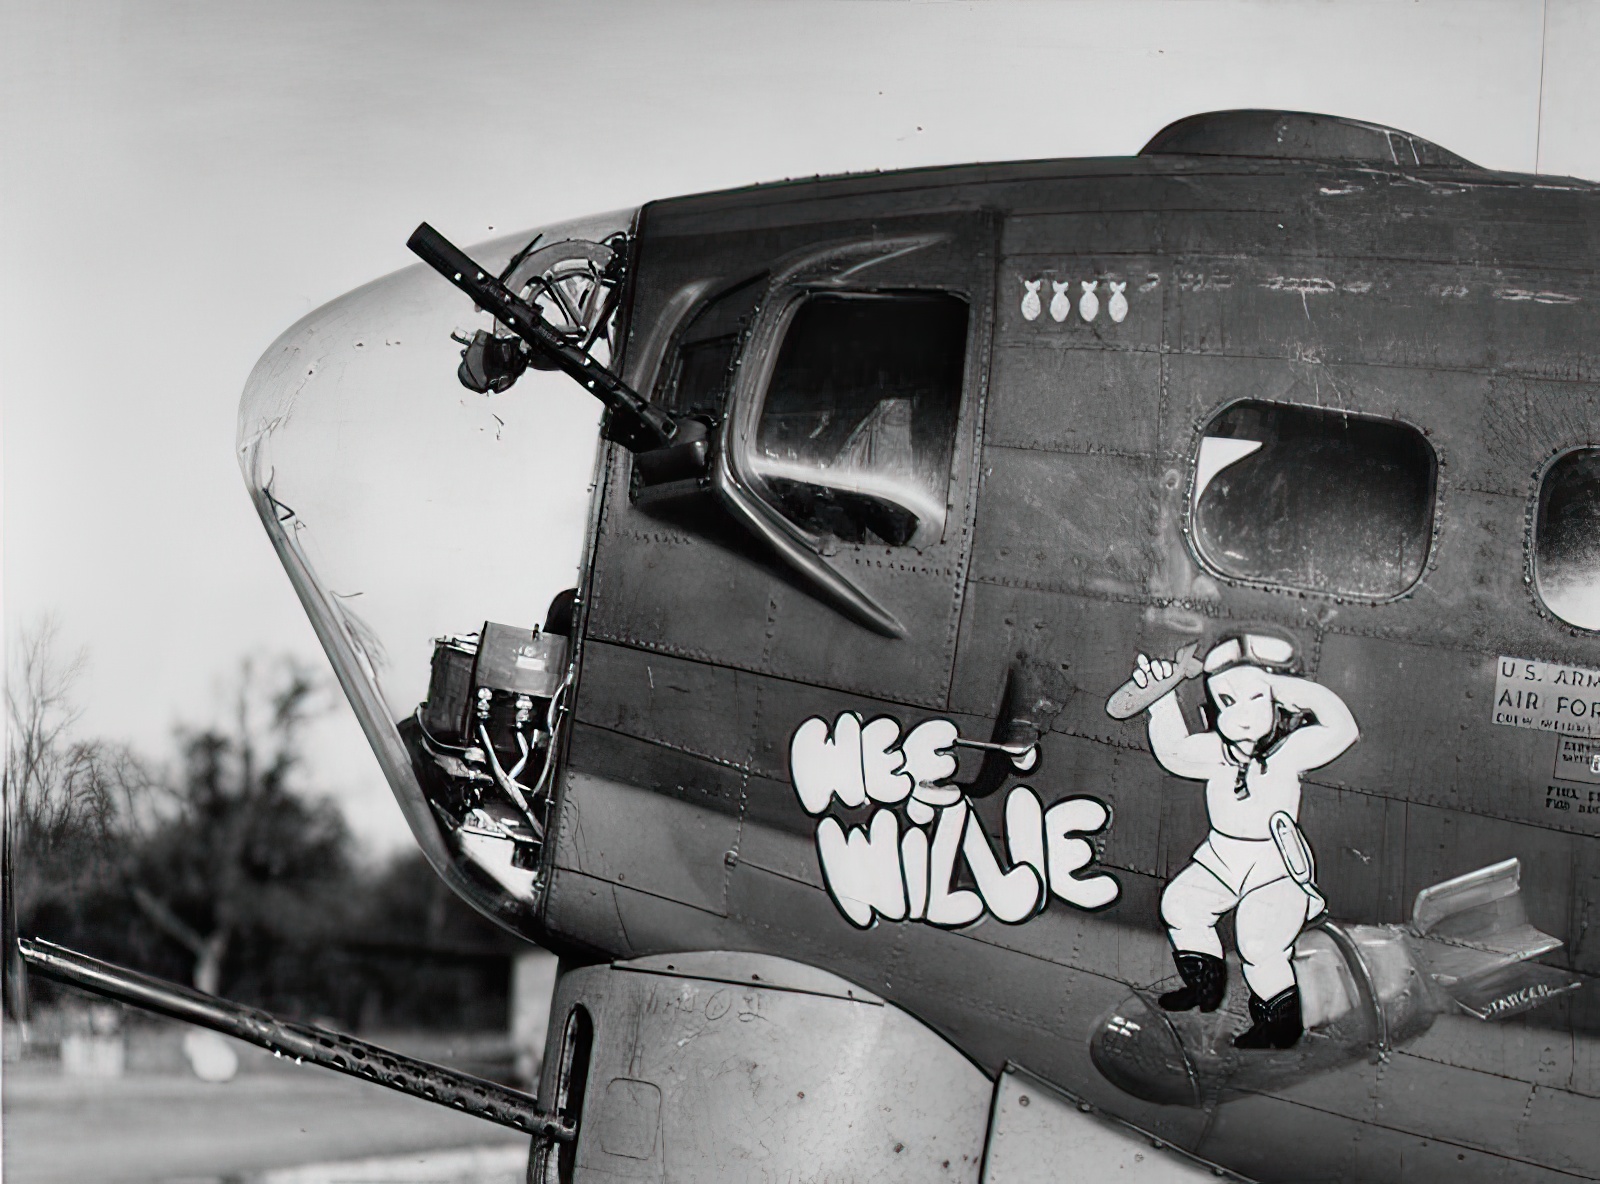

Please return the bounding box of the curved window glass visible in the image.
[1191,401,1436,598]
[749,292,967,547]
[1535,448,1600,629]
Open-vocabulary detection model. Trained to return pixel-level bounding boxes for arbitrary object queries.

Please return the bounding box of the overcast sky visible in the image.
[5,0,1599,856]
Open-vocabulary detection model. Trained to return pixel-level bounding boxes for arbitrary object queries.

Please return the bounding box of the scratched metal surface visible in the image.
[536,953,991,1182]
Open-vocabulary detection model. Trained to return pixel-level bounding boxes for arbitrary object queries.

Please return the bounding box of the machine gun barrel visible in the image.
[17,938,574,1143]
[406,222,677,451]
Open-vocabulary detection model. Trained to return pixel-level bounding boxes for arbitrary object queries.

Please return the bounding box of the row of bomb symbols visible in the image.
[1021,278,1129,324]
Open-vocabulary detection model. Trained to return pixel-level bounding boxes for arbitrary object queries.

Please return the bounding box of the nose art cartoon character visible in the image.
[1111,634,1359,1049]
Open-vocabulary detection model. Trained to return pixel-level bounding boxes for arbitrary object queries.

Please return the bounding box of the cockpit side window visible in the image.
[657,276,765,422]
[747,291,968,547]
[1190,401,1436,599]
[1534,447,1600,629]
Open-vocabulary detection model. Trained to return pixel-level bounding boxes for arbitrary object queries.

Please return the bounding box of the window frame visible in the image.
[721,233,974,556]
[738,288,969,551]
[1528,443,1600,632]
[1183,397,1440,604]
[624,219,994,641]
[650,274,768,422]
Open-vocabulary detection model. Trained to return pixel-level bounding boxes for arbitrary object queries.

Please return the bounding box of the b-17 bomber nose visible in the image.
[1089,991,1200,1107]
[234,209,637,939]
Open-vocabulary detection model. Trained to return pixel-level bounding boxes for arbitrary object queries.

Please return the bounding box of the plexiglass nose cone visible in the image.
[236,210,633,938]
[1089,992,1201,1107]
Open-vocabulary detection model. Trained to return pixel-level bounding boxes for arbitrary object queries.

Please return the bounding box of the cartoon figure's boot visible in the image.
[1158,951,1227,1012]
[1232,986,1303,1049]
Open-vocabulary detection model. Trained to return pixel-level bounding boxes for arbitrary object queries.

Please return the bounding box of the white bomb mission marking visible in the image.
[789,713,1120,929]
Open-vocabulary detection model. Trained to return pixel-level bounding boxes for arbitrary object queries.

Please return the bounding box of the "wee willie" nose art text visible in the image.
[789,712,1120,929]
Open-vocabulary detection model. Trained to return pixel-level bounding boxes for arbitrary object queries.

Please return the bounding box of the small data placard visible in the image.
[1493,656,1600,736]
[1553,736,1600,785]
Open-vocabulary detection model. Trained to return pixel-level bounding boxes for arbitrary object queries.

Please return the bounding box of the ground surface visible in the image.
[2,1062,526,1184]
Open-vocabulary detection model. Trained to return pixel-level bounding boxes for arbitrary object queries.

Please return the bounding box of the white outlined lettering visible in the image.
[790,712,1120,929]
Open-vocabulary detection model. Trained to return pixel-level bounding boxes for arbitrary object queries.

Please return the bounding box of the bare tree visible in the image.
[4,631,503,1030]
[4,620,152,1016]
[6,622,151,912]
[128,655,349,996]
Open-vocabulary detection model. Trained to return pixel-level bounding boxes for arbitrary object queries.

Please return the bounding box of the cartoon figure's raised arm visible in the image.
[1131,654,1217,780]
[1264,673,1360,772]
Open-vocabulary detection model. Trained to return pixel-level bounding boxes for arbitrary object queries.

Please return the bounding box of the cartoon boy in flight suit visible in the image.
[1126,634,1359,1049]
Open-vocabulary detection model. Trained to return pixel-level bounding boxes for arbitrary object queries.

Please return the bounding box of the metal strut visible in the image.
[17,938,575,1143]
